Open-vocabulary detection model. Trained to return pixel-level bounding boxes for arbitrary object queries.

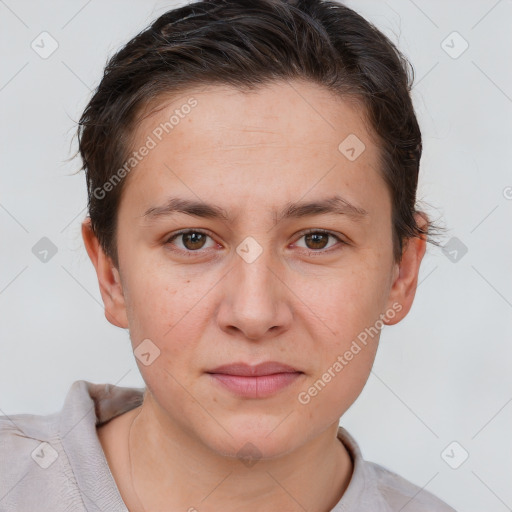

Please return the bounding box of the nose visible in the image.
[216,241,293,341]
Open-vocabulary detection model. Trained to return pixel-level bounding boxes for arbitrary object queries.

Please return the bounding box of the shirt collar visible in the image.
[59,380,144,511]
[58,380,389,512]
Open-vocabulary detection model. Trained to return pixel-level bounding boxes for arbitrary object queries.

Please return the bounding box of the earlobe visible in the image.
[81,217,129,329]
[384,213,428,326]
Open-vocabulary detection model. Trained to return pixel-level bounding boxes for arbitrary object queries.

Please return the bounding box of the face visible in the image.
[84,79,425,460]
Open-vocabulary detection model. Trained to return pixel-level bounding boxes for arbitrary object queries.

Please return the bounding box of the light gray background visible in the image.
[1,1,511,511]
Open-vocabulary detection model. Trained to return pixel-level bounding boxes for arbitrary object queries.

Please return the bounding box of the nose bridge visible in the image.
[218,234,288,339]
[233,234,279,305]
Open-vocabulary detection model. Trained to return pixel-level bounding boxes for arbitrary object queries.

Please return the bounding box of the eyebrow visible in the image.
[142,194,368,225]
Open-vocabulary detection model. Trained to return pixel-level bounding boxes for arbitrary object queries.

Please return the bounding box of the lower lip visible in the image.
[208,372,302,398]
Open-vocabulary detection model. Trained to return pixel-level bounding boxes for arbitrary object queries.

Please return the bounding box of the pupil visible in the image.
[306,233,327,250]
[181,232,329,251]
[185,232,205,250]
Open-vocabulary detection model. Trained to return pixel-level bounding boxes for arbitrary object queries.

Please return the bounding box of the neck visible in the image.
[127,395,353,512]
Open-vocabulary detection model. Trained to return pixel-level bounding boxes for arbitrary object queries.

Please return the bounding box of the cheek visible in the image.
[123,273,176,340]
[297,323,379,426]
[310,261,390,340]
[122,260,215,359]
[299,259,389,401]
[312,352,376,424]
[300,292,381,420]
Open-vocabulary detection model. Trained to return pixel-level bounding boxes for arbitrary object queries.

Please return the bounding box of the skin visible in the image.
[82,79,428,512]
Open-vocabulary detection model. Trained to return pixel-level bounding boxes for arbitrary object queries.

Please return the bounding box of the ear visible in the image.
[383,212,428,326]
[81,217,129,329]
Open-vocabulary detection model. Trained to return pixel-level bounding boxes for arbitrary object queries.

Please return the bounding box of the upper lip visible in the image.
[207,362,301,377]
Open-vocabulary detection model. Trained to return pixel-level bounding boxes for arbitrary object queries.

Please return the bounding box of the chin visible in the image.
[204,418,303,462]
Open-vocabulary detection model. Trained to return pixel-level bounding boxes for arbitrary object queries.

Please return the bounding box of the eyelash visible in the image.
[164,228,347,257]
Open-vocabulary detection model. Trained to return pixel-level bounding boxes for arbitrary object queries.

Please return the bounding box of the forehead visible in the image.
[136,80,371,151]
[120,79,388,222]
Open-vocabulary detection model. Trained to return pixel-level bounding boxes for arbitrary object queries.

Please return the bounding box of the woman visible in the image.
[0,0,455,510]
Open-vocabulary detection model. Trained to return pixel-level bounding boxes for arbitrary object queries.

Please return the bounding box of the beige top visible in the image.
[0,380,457,511]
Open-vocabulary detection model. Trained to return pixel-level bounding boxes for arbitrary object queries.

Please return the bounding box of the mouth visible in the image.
[206,361,304,399]
[207,361,301,377]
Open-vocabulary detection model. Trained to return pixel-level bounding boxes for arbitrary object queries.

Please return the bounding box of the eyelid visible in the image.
[294,227,345,241]
[165,227,348,256]
[291,228,347,251]
[165,228,217,247]
[166,227,214,241]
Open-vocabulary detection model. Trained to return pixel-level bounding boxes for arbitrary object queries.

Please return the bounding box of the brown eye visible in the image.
[166,230,215,253]
[181,232,207,250]
[294,230,345,253]
[304,232,330,250]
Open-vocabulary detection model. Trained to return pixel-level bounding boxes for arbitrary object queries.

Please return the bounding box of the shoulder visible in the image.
[366,460,457,512]
[0,404,59,469]
[0,380,111,511]
[0,380,143,511]
[0,407,77,510]
[336,427,457,512]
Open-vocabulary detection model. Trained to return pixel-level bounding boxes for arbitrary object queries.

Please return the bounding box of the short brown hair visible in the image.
[76,0,442,268]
